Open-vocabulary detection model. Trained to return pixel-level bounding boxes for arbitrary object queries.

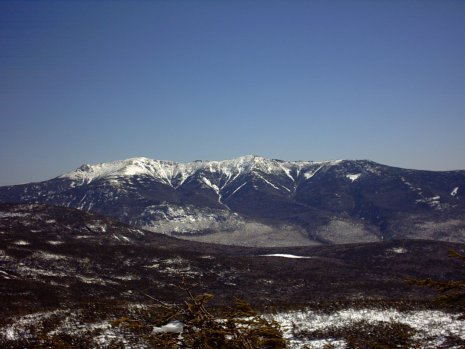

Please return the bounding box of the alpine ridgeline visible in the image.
[1,155,464,246]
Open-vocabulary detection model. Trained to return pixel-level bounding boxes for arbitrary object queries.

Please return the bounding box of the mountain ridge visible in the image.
[57,155,350,189]
[1,155,464,246]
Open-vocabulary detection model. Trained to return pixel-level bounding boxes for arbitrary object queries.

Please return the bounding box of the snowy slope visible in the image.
[59,155,343,191]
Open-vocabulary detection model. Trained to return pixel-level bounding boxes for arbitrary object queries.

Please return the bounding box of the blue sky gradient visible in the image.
[1,0,465,185]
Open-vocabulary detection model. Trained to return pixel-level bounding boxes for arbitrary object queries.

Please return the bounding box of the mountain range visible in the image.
[1,155,464,246]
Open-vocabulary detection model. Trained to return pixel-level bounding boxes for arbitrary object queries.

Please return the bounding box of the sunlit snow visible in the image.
[59,156,348,190]
[387,247,408,254]
[0,212,30,219]
[152,320,183,334]
[261,254,312,259]
[13,240,29,245]
[272,308,465,349]
[346,173,361,182]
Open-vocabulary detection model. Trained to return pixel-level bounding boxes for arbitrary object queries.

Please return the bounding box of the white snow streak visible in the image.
[228,182,247,198]
[261,254,312,259]
[303,165,324,180]
[388,247,408,254]
[13,240,29,246]
[255,173,280,190]
[279,163,295,182]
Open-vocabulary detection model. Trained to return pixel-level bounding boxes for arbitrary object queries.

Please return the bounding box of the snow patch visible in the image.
[272,308,465,349]
[388,247,408,254]
[0,270,14,279]
[0,249,13,261]
[416,196,442,209]
[48,240,64,245]
[76,275,117,285]
[279,163,295,182]
[33,251,68,260]
[13,240,29,246]
[86,222,107,233]
[303,166,322,180]
[346,173,361,182]
[261,254,312,259]
[135,203,244,235]
[0,212,30,219]
[1,310,64,341]
[152,320,183,333]
[114,275,140,281]
[16,265,67,278]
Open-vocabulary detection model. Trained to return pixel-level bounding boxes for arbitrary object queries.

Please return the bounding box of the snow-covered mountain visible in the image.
[58,155,344,198]
[1,155,465,246]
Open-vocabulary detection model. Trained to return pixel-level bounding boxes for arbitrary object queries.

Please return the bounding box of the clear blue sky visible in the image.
[1,0,464,185]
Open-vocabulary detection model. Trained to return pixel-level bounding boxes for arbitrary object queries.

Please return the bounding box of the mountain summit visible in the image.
[1,156,464,246]
[59,155,343,188]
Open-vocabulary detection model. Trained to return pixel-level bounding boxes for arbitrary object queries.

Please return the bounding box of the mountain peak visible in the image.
[235,154,263,161]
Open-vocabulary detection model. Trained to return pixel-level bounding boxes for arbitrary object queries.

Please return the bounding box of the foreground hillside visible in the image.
[1,156,464,246]
[1,203,465,347]
[2,203,465,313]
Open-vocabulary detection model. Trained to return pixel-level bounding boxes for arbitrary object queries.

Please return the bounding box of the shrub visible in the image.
[344,320,418,349]
[409,250,465,319]
[144,289,287,348]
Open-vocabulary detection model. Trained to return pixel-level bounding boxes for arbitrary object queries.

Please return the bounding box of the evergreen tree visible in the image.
[175,289,286,349]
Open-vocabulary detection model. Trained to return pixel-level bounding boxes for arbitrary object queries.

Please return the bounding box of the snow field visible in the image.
[271,308,465,349]
[2,306,464,348]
